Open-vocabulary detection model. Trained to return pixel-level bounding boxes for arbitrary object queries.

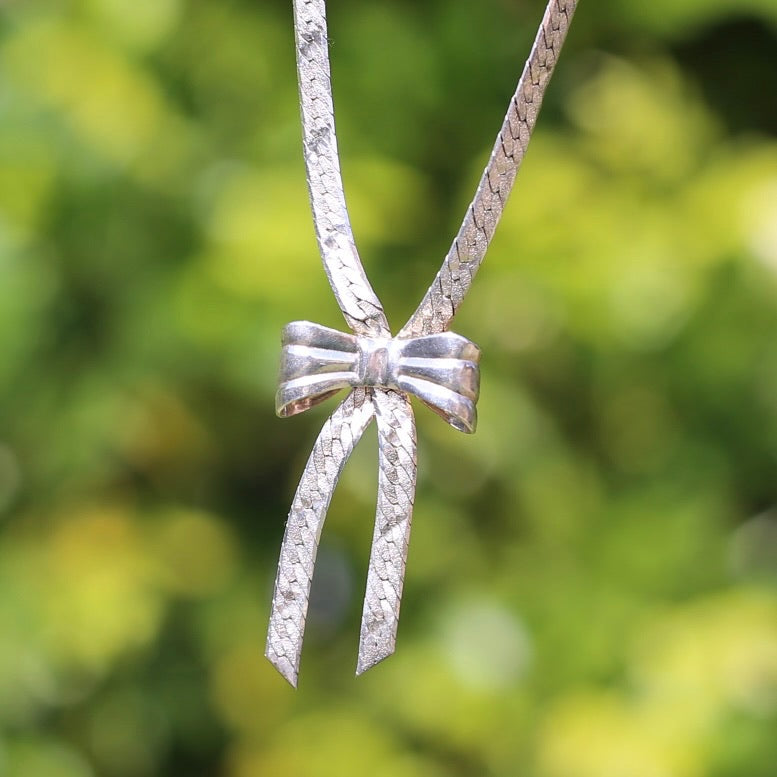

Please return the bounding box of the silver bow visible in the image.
[266,321,480,686]
[276,321,480,433]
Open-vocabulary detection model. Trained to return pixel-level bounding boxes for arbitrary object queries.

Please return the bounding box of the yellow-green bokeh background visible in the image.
[1,1,777,775]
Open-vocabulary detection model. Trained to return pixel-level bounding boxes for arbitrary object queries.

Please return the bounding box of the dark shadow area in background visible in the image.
[672,18,777,137]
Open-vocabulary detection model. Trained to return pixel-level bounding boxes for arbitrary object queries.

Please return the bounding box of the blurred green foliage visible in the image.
[1,0,777,775]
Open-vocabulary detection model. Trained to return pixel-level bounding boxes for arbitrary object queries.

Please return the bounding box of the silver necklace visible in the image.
[267,0,577,687]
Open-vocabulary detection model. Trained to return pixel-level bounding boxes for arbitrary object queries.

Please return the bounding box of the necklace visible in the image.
[267,0,577,687]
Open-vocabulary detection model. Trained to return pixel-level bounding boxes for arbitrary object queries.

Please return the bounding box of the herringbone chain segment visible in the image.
[294,0,390,337]
[266,389,376,687]
[401,0,577,337]
[357,390,417,674]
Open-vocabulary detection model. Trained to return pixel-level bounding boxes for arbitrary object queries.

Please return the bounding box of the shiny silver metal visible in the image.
[277,321,480,432]
[266,0,578,687]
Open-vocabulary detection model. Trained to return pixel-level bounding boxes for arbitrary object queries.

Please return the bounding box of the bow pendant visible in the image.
[269,0,574,686]
[266,322,480,686]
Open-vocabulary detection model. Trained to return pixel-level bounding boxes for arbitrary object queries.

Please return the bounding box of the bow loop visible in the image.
[276,322,358,417]
[276,321,481,432]
[395,331,481,433]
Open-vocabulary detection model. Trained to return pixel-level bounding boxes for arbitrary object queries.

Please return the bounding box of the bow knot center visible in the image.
[356,337,399,388]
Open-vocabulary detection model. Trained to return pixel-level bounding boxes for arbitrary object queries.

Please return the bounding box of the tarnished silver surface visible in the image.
[267,0,577,686]
[293,0,389,337]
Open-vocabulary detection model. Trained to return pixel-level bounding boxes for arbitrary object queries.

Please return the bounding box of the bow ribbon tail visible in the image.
[357,389,417,674]
[266,388,376,687]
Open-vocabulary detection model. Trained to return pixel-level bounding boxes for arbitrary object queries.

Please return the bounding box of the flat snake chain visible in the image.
[401,0,577,337]
[267,0,577,686]
[293,0,391,337]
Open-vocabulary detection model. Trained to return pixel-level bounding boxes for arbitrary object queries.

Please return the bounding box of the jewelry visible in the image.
[266,0,577,687]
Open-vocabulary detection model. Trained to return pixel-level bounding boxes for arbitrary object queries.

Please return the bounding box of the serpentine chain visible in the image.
[402,0,576,337]
[266,0,577,687]
[293,0,390,337]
